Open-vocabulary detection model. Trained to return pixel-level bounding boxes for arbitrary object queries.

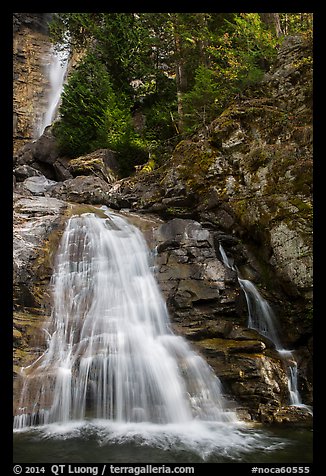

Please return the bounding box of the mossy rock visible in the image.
[196,337,266,356]
[13,309,48,370]
[66,202,109,219]
[69,156,103,173]
[67,149,120,183]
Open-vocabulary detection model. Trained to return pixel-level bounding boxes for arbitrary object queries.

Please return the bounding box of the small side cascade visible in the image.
[287,360,304,406]
[218,243,312,414]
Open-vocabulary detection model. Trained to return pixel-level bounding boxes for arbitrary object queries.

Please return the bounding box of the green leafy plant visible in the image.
[53,53,149,175]
[182,14,279,133]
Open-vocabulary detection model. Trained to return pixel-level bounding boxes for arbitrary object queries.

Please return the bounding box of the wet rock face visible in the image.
[154,219,240,322]
[13,190,68,384]
[151,218,300,420]
[118,36,312,305]
[112,38,313,386]
[13,195,67,307]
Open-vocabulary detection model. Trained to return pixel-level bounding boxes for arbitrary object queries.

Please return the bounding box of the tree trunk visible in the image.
[259,13,283,37]
[198,13,209,68]
[172,15,188,134]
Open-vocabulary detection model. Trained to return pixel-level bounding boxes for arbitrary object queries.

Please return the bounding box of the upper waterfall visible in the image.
[34,47,69,138]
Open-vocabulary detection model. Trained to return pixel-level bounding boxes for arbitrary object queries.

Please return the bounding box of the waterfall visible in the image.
[34,47,69,138]
[286,359,303,406]
[237,279,306,408]
[14,211,237,430]
[237,278,282,351]
[219,243,311,412]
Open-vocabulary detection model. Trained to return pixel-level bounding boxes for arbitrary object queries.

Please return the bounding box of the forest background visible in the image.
[49,13,313,176]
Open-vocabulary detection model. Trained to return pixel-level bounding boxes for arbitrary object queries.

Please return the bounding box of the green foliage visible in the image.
[51,13,171,174]
[182,13,279,133]
[113,139,149,178]
[279,13,313,37]
[50,12,311,176]
[53,54,113,157]
[182,66,223,131]
[141,73,178,143]
[227,13,279,69]
[144,101,176,141]
[50,13,155,95]
[53,54,148,176]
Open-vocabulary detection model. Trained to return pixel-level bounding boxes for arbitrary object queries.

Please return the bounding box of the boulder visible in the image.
[67,149,120,184]
[49,175,112,205]
[13,194,67,310]
[32,126,59,164]
[13,127,60,179]
[19,175,57,195]
[52,156,73,181]
[13,164,43,181]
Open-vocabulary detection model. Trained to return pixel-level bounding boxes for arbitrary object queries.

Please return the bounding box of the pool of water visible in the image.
[13,420,313,463]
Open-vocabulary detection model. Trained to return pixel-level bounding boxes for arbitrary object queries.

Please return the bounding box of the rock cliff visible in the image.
[13,13,56,152]
[109,35,313,351]
[116,36,313,302]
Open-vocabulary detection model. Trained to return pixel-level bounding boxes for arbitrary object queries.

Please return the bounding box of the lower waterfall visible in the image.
[15,211,236,428]
[14,210,287,459]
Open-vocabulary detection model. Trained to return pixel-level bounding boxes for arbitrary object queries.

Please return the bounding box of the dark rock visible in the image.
[156,240,180,253]
[33,127,60,164]
[14,164,42,181]
[197,337,266,356]
[14,128,60,180]
[161,195,196,208]
[49,175,111,205]
[14,143,36,166]
[52,157,74,181]
[13,13,52,35]
[158,218,211,244]
[155,217,243,327]
[20,175,57,196]
[68,149,120,184]
[213,232,240,248]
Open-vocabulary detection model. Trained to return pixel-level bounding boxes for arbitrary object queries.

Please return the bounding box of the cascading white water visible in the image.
[34,47,69,138]
[238,278,305,407]
[287,360,303,406]
[219,243,311,412]
[237,278,282,351]
[14,211,237,430]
